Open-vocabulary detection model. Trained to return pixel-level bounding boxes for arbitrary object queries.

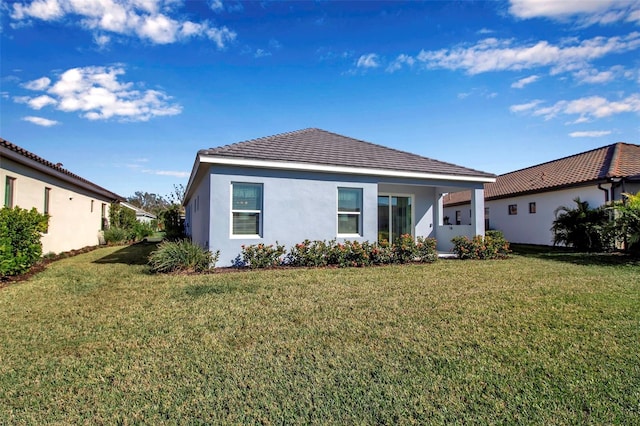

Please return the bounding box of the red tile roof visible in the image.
[1,137,123,201]
[444,142,640,206]
[201,128,496,179]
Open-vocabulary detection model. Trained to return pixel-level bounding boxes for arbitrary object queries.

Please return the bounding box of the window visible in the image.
[455,210,461,225]
[231,183,262,236]
[529,202,536,214]
[338,187,362,236]
[101,203,107,230]
[4,176,15,208]
[44,188,51,214]
[508,204,518,215]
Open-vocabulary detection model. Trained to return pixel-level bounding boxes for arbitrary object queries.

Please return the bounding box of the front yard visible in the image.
[1,244,639,424]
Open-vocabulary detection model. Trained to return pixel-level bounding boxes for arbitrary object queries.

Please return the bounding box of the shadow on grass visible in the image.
[93,240,160,265]
[511,244,640,267]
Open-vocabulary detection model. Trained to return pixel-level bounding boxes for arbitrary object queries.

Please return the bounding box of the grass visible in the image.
[1,244,639,424]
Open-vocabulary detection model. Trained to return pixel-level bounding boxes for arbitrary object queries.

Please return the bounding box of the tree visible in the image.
[611,191,640,252]
[167,184,186,205]
[126,191,168,216]
[551,198,614,252]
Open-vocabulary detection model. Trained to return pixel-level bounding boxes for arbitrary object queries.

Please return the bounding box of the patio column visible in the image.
[470,188,485,236]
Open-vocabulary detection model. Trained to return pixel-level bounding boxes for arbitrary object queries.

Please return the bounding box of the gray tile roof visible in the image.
[201,128,495,179]
[1,137,123,201]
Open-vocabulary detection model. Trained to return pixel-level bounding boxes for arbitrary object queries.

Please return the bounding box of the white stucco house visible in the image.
[184,128,496,266]
[443,142,640,246]
[1,137,123,254]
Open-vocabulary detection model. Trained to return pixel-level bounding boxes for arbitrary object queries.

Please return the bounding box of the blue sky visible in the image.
[1,0,639,199]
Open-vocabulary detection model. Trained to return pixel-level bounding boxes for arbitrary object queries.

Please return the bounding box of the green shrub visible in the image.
[241,243,286,269]
[0,207,49,277]
[369,240,394,265]
[392,233,418,264]
[109,203,137,230]
[325,240,372,268]
[287,239,329,267]
[131,221,154,241]
[552,198,614,252]
[160,204,185,240]
[415,236,438,263]
[103,227,129,244]
[452,231,511,260]
[149,239,219,273]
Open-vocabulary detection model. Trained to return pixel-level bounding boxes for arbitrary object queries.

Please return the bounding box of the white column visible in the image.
[471,188,485,237]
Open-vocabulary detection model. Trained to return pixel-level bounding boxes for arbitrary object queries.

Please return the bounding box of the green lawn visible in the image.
[1,244,639,424]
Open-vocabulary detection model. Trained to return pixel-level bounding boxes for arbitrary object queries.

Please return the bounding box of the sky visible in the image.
[1,0,639,200]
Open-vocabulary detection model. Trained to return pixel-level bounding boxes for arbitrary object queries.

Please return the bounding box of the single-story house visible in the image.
[121,202,157,224]
[1,137,123,254]
[183,128,496,265]
[443,142,640,246]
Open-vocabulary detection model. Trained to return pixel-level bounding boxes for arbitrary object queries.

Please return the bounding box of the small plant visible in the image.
[369,240,394,265]
[451,231,511,260]
[149,239,218,273]
[392,234,418,264]
[103,227,129,244]
[287,239,329,267]
[240,243,285,269]
[415,236,438,263]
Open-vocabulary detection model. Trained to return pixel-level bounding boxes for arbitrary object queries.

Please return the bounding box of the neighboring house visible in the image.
[443,142,640,246]
[121,202,157,224]
[1,137,123,254]
[184,128,496,265]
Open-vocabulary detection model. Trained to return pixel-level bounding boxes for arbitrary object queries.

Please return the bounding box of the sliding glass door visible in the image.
[378,194,413,243]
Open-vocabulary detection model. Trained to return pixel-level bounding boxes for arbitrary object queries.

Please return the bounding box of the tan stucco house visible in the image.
[1,137,123,254]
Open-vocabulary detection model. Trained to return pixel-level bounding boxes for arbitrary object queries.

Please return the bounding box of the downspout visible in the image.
[597,182,610,203]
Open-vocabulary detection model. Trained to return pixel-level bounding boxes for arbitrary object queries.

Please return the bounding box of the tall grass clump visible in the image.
[148,239,219,273]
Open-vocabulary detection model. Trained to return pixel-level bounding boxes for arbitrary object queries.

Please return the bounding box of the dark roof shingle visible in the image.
[201,128,495,178]
[443,142,640,205]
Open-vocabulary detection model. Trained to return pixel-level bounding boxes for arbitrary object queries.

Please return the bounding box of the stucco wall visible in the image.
[1,157,111,254]
[445,185,609,246]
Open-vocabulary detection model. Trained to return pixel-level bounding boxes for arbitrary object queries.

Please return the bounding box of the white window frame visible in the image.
[337,187,363,238]
[230,182,263,239]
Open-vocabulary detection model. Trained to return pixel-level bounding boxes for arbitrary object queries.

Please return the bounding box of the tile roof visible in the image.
[444,142,640,205]
[1,137,123,201]
[201,128,495,179]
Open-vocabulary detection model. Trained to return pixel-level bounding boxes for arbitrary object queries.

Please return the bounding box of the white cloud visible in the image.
[22,116,59,126]
[356,53,380,68]
[511,75,539,88]
[10,0,237,48]
[22,76,51,90]
[508,0,640,26]
[509,99,543,112]
[569,130,612,138]
[511,94,640,121]
[145,169,190,178]
[386,54,415,73]
[254,49,271,58]
[15,65,182,122]
[209,0,224,12]
[414,32,640,75]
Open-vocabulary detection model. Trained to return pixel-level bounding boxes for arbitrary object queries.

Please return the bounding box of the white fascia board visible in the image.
[198,155,496,184]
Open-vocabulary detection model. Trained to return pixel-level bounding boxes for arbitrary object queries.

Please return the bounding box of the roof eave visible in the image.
[198,154,496,184]
[1,145,123,202]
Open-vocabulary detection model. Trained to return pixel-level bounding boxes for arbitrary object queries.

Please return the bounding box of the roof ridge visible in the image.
[606,142,622,177]
[205,128,314,152]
